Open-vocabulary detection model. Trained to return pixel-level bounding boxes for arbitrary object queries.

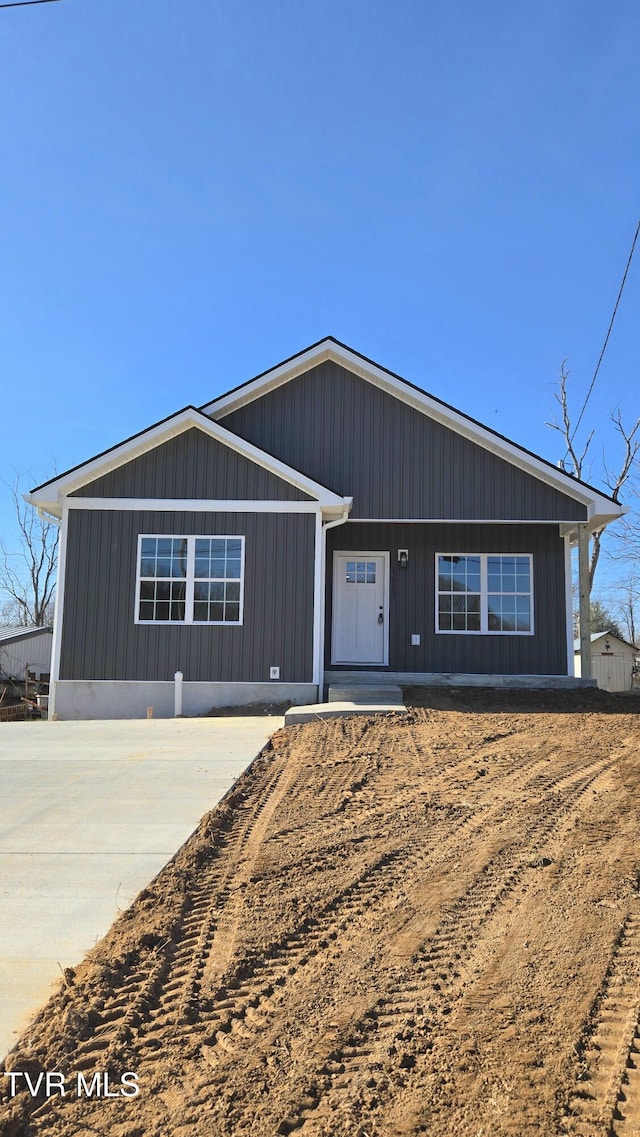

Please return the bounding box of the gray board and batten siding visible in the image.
[70,428,313,501]
[219,361,588,522]
[326,523,568,675]
[59,510,315,683]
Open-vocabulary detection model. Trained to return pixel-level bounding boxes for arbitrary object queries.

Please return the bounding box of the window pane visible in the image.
[451,563,468,589]
[438,557,453,582]
[438,552,531,635]
[139,534,243,623]
[173,540,188,576]
[516,596,531,630]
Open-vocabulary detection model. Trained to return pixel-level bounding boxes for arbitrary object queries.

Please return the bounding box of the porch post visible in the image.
[578,523,592,679]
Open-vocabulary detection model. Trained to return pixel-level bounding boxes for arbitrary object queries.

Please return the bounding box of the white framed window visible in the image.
[436,553,533,635]
[135,535,244,625]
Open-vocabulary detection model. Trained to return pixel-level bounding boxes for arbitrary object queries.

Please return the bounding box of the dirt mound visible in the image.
[1,702,640,1136]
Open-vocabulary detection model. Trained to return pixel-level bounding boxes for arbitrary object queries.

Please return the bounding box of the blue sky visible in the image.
[1,0,638,597]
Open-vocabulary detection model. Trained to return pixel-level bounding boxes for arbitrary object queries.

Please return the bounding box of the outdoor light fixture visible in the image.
[398,549,408,568]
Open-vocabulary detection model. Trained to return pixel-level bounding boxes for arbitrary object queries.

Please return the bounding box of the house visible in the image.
[26,338,624,720]
[574,630,637,692]
[0,625,53,683]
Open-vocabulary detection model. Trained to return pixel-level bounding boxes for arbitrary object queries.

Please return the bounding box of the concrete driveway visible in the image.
[0,716,282,1061]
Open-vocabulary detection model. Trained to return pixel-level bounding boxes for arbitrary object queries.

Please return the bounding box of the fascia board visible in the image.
[26,407,344,513]
[203,340,622,520]
[201,341,336,416]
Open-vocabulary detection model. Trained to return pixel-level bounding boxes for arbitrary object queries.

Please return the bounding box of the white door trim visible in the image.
[331,551,390,666]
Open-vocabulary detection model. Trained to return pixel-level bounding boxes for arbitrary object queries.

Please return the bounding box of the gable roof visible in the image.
[26,406,349,518]
[0,625,53,644]
[574,630,637,652]
[201,337,624,530]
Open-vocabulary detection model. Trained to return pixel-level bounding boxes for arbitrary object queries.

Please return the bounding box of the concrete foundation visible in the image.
[324,672,597,692]
[52,681,318,720]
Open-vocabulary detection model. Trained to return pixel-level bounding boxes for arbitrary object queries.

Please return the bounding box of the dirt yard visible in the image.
[2,690,640,1137]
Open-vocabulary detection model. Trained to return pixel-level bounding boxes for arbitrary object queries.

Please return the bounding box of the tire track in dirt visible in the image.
[65,751,289,1074]
[277,756,614,1135]
[62,725,602,1084]
[186,740,595,1085]
[566,908,640,1136]
[5,708,638,1137]
[48,721,537,1105]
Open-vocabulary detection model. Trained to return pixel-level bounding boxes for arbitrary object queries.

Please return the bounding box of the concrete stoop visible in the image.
[284,684,407,725]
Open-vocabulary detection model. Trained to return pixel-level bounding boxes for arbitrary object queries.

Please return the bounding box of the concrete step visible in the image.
[327,684,404,705]
[284,701,407,725]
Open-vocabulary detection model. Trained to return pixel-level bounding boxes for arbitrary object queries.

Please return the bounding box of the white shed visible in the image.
[574,630,637,692]
[0,626,53,682]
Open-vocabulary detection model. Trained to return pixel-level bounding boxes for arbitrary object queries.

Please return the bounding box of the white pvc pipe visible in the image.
[174,671,183,717]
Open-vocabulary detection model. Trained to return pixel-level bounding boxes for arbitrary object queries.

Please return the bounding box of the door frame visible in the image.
[331,550,390,666]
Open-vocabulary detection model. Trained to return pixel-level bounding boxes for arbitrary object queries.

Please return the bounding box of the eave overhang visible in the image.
[202,337,625,530]
[26,406,349,519]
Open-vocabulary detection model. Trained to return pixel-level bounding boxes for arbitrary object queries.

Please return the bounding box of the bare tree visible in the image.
[0,473,58,627]
[546,363,640,589]
[608,575,640,645]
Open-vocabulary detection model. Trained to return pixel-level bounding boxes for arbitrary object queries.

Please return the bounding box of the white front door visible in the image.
[332,553,388,665]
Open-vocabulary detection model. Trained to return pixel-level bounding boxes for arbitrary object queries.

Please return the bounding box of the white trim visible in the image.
[203,340,621,521]
[134,535,245,626]
[49,502,69,719]
[63,498,338,514]
[319,505,352,692]
[349,517,588,525]
[331,551,390,666]
[564,534,575,677]
[27,408,346,516]
[435,552,535,636]
[312,512,323,687]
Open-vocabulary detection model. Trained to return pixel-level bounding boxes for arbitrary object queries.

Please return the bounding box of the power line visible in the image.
[568,219,640,452]
[0,0,62,8]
